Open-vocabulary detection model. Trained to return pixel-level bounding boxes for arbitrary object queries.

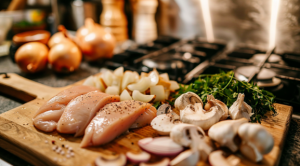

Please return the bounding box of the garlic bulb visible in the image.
[229,93,252,120]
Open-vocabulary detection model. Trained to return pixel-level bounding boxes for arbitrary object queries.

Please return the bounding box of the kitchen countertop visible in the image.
[0,55,299,166]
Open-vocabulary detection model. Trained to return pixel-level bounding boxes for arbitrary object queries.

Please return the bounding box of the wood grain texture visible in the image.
[0,73,293,166]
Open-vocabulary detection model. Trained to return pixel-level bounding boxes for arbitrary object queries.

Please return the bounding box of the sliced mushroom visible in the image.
[208,118,248,152]
[151,107,181,135]
[229,93,252,120]
[132,90,155,103]
[170,123,214,161]
[140,158,170,166]
[205,95,229,120]
[174,92,203,111]
[170,123,205,147]
[209,150,240,166]
[127,77,151,92]
[180,103,223,130]
[95,153,126,166]
[197,136,214,161]
[157,104,173,116]
[170,149,199,166]
[120,89,133,101]
[126,151,150,164]
[238,123,274,162]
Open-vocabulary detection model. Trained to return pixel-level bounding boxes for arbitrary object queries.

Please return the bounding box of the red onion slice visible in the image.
[138,137,184,156]
[126,151,150,164]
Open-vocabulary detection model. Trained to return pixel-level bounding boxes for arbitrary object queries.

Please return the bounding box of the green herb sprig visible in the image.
[170,71,277,123]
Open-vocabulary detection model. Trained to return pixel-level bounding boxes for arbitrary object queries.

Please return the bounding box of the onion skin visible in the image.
[48,41,82,73]
[15,42,48,73]
[48,32,69,48]
[75,18,116,61]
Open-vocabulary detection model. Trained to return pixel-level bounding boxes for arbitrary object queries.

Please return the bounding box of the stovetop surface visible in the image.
[106,36,300,110]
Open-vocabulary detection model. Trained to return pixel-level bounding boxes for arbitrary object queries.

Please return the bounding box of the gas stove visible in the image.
[105,36,300,111]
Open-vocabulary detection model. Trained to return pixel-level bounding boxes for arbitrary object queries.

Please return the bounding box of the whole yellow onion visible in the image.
[48,40,82,73]
[15,42,48,73]
[75,18,116,61]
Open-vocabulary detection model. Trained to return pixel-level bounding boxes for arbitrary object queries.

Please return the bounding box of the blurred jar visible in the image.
[0,16,12,44]
[71,0,97,29]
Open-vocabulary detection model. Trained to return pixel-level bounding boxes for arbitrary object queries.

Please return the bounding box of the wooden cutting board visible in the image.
[0,73,293,166]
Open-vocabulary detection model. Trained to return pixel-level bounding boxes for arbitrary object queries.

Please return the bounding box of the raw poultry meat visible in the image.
[80,100,156,147]
[57,91,120,136]
[33,85,98,132]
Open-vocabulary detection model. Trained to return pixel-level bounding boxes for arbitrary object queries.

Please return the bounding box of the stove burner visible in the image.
[257,77,282,87]
[251,54,282,63]
[235,66,259,81]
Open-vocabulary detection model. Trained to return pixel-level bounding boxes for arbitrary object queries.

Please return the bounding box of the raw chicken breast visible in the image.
[80,100,156,147]
[33,85,98,132]
[130,107,156,128]
[57,91,120,137]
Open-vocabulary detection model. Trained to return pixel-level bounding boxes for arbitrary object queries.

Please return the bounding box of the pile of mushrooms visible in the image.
[83,67,180,103]
[174,92,228,130]
[147,92,274,165]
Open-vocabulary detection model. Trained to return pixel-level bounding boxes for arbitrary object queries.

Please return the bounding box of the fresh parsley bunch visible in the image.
[170,71,276,123]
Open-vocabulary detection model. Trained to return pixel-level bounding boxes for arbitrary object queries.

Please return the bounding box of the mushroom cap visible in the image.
[174,92,203,111]
[208,118,248,152]
[238,123,274,154]
[180,103,223,130]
